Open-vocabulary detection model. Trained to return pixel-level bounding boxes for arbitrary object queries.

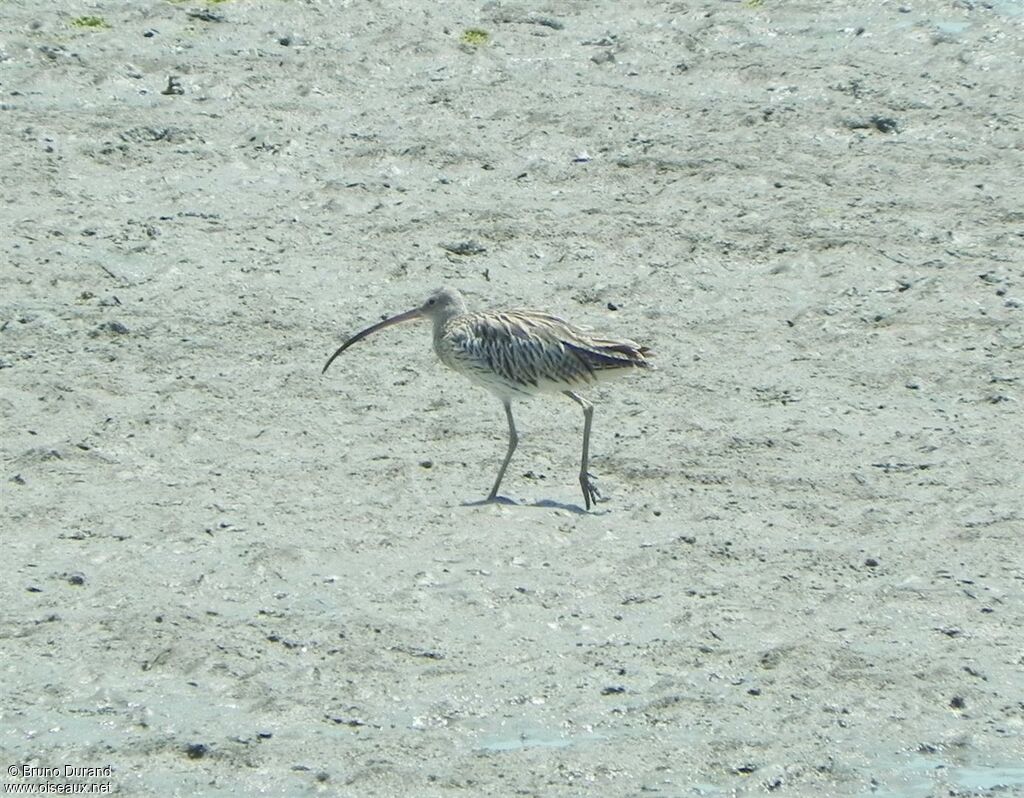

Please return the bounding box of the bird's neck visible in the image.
[431,297,468,340]
[432,309,460,341]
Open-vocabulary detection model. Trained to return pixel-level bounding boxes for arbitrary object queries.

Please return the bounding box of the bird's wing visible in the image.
[506,311,651,372]
[444,312,600,389]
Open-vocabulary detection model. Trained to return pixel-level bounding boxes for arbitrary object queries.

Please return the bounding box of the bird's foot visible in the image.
[465,492,517,507]
[580,472,602,511]
[493,494,518,505]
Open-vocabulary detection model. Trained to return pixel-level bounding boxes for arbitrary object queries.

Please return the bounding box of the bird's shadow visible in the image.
[460,496,605,515]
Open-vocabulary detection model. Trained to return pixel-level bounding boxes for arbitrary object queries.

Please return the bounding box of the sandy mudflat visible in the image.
[2,0,1022,795]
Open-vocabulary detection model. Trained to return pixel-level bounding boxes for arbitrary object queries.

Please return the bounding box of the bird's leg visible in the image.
[565,391,600,510]
[487,400,518,502]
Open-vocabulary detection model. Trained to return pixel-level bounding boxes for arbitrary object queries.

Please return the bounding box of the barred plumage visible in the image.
[439,310,650,397]
[322,287,652,510]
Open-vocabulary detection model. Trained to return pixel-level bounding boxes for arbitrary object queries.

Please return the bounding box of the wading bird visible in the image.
[322,287,651,510]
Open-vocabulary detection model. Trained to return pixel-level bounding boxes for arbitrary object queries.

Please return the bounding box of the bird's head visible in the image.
[419,286,467,321]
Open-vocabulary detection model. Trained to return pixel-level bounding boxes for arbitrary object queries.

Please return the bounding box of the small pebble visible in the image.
[184,743,208,759]
[161,76,184,96]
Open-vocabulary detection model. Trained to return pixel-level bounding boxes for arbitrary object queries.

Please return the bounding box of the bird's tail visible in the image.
[566,340,653,371]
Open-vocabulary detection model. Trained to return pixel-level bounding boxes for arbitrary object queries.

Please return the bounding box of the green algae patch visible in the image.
[71,16,111,29]
[460,28,489,46]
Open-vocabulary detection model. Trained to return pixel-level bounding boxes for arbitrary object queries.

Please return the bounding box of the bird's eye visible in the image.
[428,298,436,306]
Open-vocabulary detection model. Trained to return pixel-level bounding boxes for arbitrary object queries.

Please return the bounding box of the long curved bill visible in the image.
[322,307,423,374]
